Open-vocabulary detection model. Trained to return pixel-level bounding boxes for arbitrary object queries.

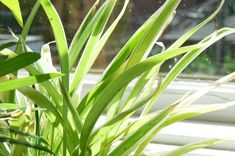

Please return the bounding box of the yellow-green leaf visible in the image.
[0,0,23,27]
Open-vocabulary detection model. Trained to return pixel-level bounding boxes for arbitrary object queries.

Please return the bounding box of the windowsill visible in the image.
[154,120,235,151]
[84,73,235,153]
[144,143,235,156]
[83,73,235,123]
[97,116,235,153]
[97,116,235,154]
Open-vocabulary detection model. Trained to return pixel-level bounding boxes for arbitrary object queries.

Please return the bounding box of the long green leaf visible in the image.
[0,127,48,145]
[25,65,63,109]
[40,0,69,87]
[15,1,40,54]
[0,103,25,110]
[167,0,224,51]
[18,87,61,122]
[177,71,235,107]
[166,139,224,156]
[0,53,40,77]
[39,2,69,154]
[164,102,235,129]
[59,82,83,132]
[69,0,102,70]
[0,136,53,154]
[0,73,63,92]
[125,0,179,69]
[0,0,23,27]
[0,42,17,51]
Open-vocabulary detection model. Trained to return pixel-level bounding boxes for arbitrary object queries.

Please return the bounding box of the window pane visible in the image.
[1,0,234,77]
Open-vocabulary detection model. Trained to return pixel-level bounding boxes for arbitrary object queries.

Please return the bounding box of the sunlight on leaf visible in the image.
[0,0,23,27]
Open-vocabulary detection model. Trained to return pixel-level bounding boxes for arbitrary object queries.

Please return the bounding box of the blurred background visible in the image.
[0,0,235,78]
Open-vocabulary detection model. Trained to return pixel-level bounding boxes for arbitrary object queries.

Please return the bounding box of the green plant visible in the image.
[0,0,235,156]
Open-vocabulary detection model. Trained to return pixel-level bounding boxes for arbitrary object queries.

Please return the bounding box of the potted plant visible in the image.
[0,0,234,155]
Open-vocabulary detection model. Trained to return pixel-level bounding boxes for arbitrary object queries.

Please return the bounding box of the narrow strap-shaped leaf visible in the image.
[125,0,179,68]
[166,139,224,156]
[90,0,129,74]
[40,2,69,154]
[106,89,125,121]
[168,0,224,50]
[78,7,166,114]
[0,73,63,92]
[0,0,23,27]
[0,42,17,51]
[0,53,40,77]
[124,74,235,139]
[40,0,69,88]
[70,0,118,94]
[109,105,174,156]
[77,63,127,116]
[177,71,235,107]
[139,0,225,114]
[163,102,235,129]
[18,87,61,121]
[0,103,25,110]
[0,136,53,154]
[138,0,226,113]
[94,0,131,119]
[77,80,108,117]
[106,101,235,155]
[91,1,225,124]
[10,1,41,105]
[69,0,102,70]
[15,1,40,54]
[59,82,83,132]
[0,127,48,145]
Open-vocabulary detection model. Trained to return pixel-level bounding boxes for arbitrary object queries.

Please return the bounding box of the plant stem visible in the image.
[35,104,40,156]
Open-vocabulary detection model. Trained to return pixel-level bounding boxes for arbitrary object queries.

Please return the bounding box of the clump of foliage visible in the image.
[0,0,235,156]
